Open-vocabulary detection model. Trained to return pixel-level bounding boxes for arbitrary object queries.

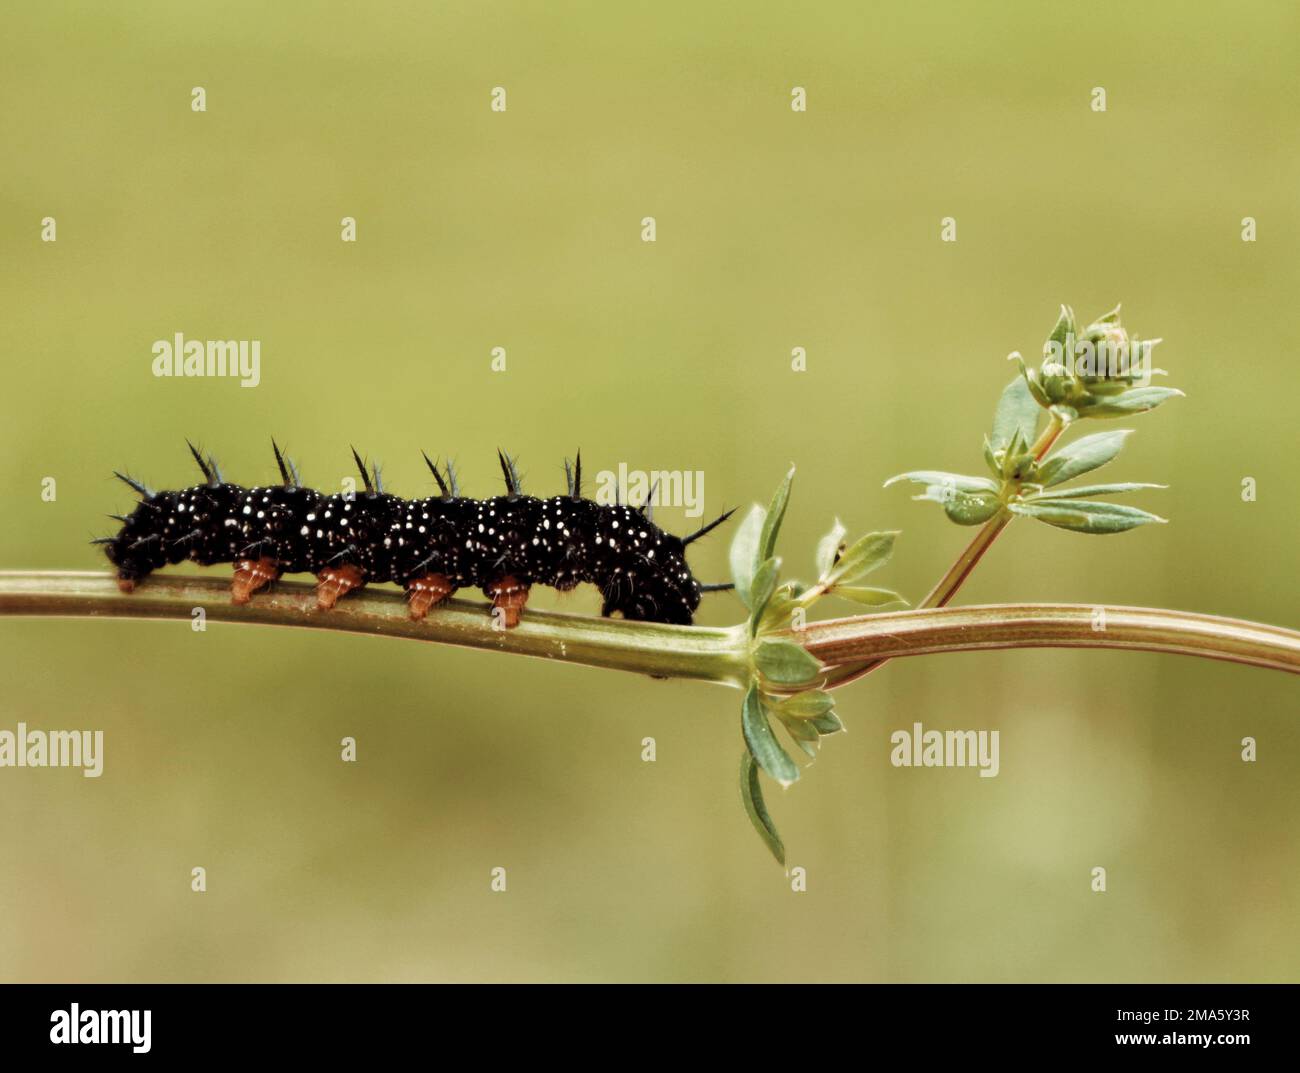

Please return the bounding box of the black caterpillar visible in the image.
[98,443,734,626]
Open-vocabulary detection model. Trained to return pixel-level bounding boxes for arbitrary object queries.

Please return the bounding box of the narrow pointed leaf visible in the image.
[748,557,780,635]
[1082,386,1184,417]
[831,585,908,607]
[1046,304,1076,349]
[1024,482,1165,500]
[824,530,896,585]
[982,436,1001,478]
[884,471,1000,494]
[814,518,848,579]
[1010,499,1167,533]
[1037,430,1132,487]
[742,683,800,785]
[728,504,766,609]
[758,466,795,563]
[739,751,785,865]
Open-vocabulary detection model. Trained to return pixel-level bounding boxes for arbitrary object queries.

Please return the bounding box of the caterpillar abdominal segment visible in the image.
[100,443,735,627]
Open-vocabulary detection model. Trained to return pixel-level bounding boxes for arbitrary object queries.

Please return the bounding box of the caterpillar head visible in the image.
[101,510,166,592]
[598,530,703,625]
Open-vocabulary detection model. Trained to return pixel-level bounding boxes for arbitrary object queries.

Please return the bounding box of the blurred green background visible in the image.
[1,1,1297,982]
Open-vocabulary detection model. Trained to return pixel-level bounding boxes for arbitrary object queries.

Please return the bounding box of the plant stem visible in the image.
[923,412,1067,610]
[918,512,1011,610]
[1,572,1296,683]
[817,412,1069,689]
[0,571,752,686]
[787,604,1300,675]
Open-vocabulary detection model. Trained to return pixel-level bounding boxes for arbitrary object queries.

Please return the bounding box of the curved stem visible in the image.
[786,604,1300,675]
[1,573,1296,684]
[0,571,752,686]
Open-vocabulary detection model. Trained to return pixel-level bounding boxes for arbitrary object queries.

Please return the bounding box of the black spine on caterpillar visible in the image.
[100,443,734,626]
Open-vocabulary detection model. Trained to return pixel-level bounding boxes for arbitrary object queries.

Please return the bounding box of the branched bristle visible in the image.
[186,440,214,485]
[272,439,290,484]
[113,471,154,499]
[372,462,385,495]
[423,451,452,498]
[445,458,461,498]
[350,446,374,494]
[272,439,300,489]
[639,480,659,521]
[681,508,737,546]
[497,449,522,496]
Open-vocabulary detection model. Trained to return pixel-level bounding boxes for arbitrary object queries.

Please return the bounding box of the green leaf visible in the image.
[814,518,848,579]
[728,504,766,609]
[824,530,896,585]
[884,471,1000,494]
[779,713,820,744]
[1081,386,1184,417]
[1037,430,1132,487]
[785,733,819,760]
[742,682,800,786]
[1010,499,1167,534]
[756,583,801,633]
[770,690,835,719]
[1046,304,1076,350]
[739,751,785,865]
[754,638,822,686]
[981,436,1001,478]
[748,557,780,635]
[910,485,1002,525]
[831,585,908,607]
[1023,482,1165,500]
[1012,352,1052,408]
[758,465,795,564]
[990,376,1043,453]
[944,490,1001,526]
[1084,303,1122,330]
[811,710,844,735]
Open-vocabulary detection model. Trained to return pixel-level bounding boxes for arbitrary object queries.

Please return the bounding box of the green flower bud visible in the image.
[1015,304,1179,423]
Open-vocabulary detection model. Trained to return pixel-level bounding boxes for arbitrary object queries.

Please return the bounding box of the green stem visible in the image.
[1,572,1296,685]
[0,571,752,686]
[918,511,1011,610]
